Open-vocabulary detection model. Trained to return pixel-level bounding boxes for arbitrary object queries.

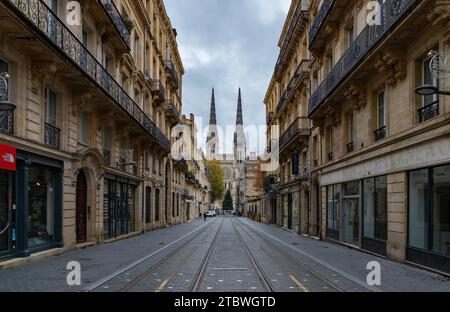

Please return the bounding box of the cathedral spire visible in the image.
[209,87,217,125]
[236,88,243,126]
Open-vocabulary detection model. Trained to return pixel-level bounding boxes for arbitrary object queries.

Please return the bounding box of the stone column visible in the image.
[387,172,407,262]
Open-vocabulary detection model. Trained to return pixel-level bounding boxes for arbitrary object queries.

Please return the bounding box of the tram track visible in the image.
[230,218,274,292]
[237,218,380,292]
[84,218,218,292]
[235,218,344,292]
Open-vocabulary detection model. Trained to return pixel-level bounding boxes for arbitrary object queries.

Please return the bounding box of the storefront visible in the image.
[103,173,137,239]
[280,186,300,233]
[0,146,63,260]
[326,176,388,256]
[408,164,450,274]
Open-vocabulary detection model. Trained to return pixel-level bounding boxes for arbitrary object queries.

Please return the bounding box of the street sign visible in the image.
[0,144,16,171]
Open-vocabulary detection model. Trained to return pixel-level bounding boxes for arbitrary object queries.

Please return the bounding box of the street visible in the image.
[0,215,448,292]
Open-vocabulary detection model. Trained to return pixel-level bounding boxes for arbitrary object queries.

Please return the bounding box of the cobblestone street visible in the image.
[0,216,448,292]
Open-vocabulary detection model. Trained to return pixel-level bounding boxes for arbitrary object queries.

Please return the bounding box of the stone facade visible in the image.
[0,0,193,262]
[261,0,450,274]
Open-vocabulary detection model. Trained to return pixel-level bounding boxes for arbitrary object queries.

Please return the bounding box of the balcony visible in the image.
[309,0,418,117]
[374,126,387,142]
[98,0,131,49]
[263,174,277,190]
[151,80,165,103]
[164,100,180,124]
[279,117,310,150]
[276,60,309,116]
[44,123,60,149]
[165,61,179,89]
[5,0,171,152]
[308,0,336,49]
[418,101,439,123]
[0,110,13,134]
[274,4,308,76]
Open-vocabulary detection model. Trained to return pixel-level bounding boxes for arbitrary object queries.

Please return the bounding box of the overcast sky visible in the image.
[165,0,290,155]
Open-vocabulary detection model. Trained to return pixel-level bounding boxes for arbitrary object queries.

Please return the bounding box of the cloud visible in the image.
[164,0,289,154]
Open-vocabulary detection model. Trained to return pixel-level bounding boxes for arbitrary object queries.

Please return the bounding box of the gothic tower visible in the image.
[206,88,219,160]
[233,88,246,165]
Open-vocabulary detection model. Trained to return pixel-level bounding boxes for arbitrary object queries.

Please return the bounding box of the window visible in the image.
[45,88,57,126]
[103,126,111,165]
[80,111,88,145]
[144,150,149,171]
[363,176,387,241]
[418,54,440,123]
[0,59,9,102]
[327,127,333,161]
[377,90,385,129]
[409,165,450,257]
[327,184,341,237]
[347,26,354,48]
[348,112,354,153]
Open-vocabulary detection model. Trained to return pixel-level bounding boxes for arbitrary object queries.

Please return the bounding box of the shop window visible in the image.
[363,176,387,241]
[28,166,56,248]
[409,165,450,256]
[327,184,340,237]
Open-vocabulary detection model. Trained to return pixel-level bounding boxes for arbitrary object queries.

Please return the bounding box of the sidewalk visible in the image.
[240,218,450,292]
[0,218,209,292]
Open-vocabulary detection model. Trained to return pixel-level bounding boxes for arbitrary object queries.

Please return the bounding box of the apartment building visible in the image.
[309,0,449,273]
[262,0,450,274]
[0,0,185,262]
[263,0,315,235]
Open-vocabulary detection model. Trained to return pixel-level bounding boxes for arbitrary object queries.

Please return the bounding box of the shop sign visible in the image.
[0,144,16,171]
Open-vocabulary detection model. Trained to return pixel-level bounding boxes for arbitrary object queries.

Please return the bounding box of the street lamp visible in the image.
[415,84,450,96]
[0,72,16,111]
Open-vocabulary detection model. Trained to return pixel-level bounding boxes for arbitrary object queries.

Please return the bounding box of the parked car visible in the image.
[206,211,217,217]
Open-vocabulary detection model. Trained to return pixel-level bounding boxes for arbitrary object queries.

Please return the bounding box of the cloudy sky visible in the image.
[165,0,290,154]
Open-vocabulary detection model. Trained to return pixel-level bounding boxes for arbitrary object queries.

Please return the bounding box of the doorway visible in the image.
[76,171,87,243]
[342,197,359,245]
[288,193,293,230]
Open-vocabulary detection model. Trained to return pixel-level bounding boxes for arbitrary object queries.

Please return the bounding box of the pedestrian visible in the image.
[203,212,207,222]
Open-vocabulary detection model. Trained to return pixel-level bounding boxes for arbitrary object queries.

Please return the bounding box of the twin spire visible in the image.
[208,87,243,126]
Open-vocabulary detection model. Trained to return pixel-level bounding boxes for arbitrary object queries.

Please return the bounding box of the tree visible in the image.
[207,160,224,203]
[222,189,233,211]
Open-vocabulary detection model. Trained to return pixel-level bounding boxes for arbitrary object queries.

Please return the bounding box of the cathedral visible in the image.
[206,88,246,213]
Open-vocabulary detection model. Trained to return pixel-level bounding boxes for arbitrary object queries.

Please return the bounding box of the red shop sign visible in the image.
[0,144,16,171]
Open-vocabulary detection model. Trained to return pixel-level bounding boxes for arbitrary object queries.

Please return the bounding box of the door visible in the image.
[342,197,360,245]
[75,171,87,243]
[288,193,293,230]
[0,171,14,254]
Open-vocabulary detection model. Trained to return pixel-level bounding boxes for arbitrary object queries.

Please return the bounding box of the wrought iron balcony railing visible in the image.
[279,117,310,149]
[276,60,309,116]
[0,110,13,134]
[5,0,171,152]
[98,0,130,49]
[308,0,336,49]
[151,80,166,102]
[165,60,179,89]
[44,122,60,149]
[275,4,308,75]
[374,126,387,142]
[309,0,418,116]
[418,101,439,123]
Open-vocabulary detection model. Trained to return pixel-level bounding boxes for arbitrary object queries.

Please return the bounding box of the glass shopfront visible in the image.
[408,164,450,273]
[362,176,387,255]
[327,176,388,256]
[103,174,137,239]
[0,150,63,260]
